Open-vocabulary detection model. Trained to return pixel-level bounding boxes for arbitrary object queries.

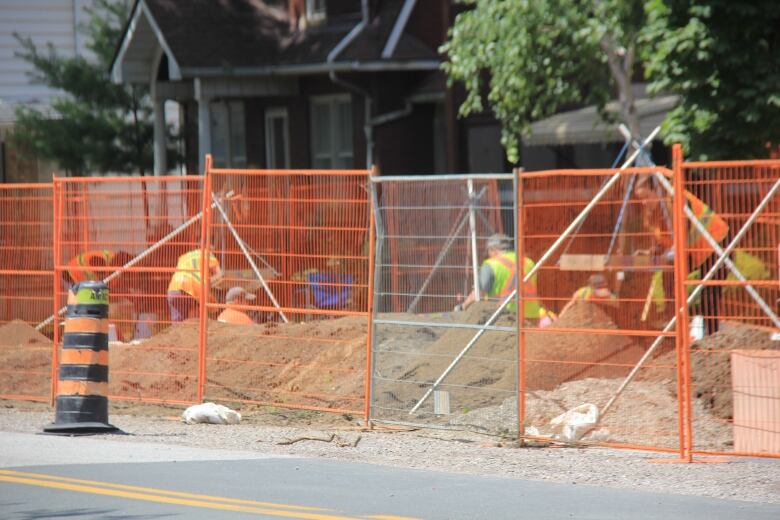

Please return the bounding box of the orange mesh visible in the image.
[518,167,685,453]
[0,183,54,401]
[202,159,372,414]
[53,175,205,405]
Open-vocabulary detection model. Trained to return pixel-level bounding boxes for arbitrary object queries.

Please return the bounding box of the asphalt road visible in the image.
[1,432,779,519]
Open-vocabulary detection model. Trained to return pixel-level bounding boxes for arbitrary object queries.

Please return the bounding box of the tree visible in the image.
[642,0,780,159]
[441,0,646,163]
[12,0,153,176]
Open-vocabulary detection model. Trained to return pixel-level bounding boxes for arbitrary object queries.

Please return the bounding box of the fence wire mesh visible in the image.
[0,184,53,401]
[518,167,684,452]
[370,175,519,436]
[53,176,204,405]
[202,163,371,414]
[677,156,780,457]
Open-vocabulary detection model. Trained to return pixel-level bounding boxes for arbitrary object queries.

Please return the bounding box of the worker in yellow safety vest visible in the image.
[167,250,223,322]
[559,273,616,317]
[217,287,256,325]
[455,233,544,321]
[635,176,729,334]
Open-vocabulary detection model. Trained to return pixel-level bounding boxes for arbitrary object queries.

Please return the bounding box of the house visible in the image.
[0,0,100,182]
[112,0,461,174]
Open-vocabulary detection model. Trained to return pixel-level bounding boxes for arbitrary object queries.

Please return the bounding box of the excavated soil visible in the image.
[448,378,733,451]
[373,300,646,418]
[640,321,780,420]
[0,320,52,399]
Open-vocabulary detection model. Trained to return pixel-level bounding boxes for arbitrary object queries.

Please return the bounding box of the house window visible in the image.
[310,95,353,169]
[211,100,246,168]
[306,0,326,22]
[265,107,290,169]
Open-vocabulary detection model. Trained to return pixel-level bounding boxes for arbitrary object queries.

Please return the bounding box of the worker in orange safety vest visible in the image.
[455,233,544,320]
[167,250,222,322]
[634,176,729,334]
[217,287,256,325]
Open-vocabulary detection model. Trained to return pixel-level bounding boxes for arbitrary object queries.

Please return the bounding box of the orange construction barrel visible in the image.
[44,281,120,434]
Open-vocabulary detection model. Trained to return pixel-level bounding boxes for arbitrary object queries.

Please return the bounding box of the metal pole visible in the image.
[467,179,480,302]
[408,128,661,414]
[600,176,780,418]
[35,190,234,331]
[368,172,385,425]
[211,193,288,323]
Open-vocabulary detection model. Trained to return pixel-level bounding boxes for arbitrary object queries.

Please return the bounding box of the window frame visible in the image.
[309,93,354,169]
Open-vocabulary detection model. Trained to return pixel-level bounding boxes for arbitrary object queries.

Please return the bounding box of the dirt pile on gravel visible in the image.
[0,320,52,398]
[373,300,646,417]
[0,320,51,346]
[640,321,779,420]
[449,377,732,450]
[110,317,369,410]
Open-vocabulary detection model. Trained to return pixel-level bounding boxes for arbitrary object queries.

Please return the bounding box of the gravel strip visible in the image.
[1,408,778,505]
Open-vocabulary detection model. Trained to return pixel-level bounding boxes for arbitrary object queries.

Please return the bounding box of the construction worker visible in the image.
[559,273,616,317]
[455,233,542,320]
[167,249,223,322]
[217,287,256,325]
[634,176,729,333]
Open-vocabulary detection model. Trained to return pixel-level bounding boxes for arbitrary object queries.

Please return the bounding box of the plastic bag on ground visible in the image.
[182,402,241,425]
[549,403,598,441]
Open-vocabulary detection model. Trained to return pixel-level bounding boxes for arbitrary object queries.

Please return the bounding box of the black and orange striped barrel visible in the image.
[44,281,119,434]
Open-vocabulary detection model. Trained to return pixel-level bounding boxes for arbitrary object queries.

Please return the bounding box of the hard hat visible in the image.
[588,273,608,289]
[486,233,512,252]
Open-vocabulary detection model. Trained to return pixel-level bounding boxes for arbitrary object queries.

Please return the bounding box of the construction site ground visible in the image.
[1,400,778,506]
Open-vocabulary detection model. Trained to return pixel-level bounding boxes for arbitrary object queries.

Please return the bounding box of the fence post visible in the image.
[365,166,378,423]
[515,167,526,443]
[50,179,61,405]
[672,143,693,461]
[197,155,213,403]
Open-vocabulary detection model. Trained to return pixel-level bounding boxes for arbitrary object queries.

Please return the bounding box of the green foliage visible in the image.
[441,0,646,163]
[642,0,780,159]
[12,0,153,176]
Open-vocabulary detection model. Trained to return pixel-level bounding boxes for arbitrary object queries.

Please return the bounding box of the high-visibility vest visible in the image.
[653,192,728,268]
[573,286,615,302]
[483,251,541,318]
[67,250,114,283]
[167,250,220,300]
[217,307,254,325]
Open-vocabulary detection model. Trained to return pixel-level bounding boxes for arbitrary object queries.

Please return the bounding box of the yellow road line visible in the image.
[364,516,422,520]
[0,469,325,511]
[0,471,360,520]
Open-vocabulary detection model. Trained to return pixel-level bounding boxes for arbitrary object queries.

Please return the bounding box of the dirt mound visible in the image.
[373,300,646,418]
[110,317,369,410]
[0,320,52,399]
[449,378,732,450]
[0,320,51,346]
[640,321,780,419]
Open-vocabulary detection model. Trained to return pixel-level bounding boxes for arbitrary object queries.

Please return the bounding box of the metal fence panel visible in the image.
[677,154,780,457]
[203,161,372,414]
[0,183,53,401]
[518,167,685,452]
[370,174,519,436]
[53,176,205,405]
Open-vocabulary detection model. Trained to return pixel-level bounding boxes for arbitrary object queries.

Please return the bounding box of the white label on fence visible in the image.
[434,390,450,415]
[559,254,605,271]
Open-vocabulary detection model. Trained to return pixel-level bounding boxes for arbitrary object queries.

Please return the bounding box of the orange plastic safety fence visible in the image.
[0,183,54,401]
[677,151,780,457]
[53,176,205,405]
[202,160,372,414]
[518,167,685,452]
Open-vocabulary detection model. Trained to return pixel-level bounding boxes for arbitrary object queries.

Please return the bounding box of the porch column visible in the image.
[194,78,211,174]
[153,98,167,175]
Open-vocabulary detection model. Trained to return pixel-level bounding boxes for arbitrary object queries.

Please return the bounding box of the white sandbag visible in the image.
[549,403,598,441]
[182,402,241,425]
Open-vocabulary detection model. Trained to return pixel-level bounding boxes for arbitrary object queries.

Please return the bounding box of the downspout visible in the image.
[327,0,415,169]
